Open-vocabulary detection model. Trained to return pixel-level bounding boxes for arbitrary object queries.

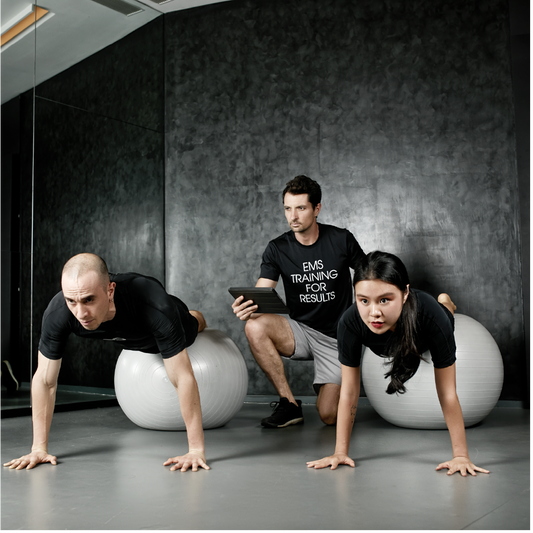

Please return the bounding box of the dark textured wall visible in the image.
[164,0,524,399]
[7,0,526,400]
[19,18,165,388]
[509,0,533,407]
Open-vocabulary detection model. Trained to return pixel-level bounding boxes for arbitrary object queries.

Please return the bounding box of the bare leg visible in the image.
[189,310,207,332]
[438,294,456,316]
[316,383,341,425]
[244,314,297,404]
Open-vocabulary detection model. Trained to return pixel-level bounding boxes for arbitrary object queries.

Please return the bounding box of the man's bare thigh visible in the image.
[249,313,295,357]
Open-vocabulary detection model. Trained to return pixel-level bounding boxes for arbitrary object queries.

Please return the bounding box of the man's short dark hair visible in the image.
[282,175,322,208]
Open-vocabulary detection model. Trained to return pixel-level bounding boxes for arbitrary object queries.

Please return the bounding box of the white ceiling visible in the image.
[0,0,231,104]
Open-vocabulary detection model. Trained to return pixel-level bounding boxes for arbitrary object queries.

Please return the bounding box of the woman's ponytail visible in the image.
[383,291,419,394]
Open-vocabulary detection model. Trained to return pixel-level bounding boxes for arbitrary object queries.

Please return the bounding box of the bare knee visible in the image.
[244,315,285,344]
[317,383,341,426]
[318,407,337,426]
[245,315,295,359]
[190,310,207,332]
[244,316,266,343]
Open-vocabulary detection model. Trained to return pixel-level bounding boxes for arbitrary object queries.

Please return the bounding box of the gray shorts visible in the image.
[286,318,342,394]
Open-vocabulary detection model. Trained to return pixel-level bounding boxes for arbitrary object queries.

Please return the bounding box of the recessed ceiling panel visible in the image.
[89,0,144,17]
[1,0,232,104]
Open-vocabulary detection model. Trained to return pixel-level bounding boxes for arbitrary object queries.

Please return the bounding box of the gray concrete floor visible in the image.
[1,399,530,530]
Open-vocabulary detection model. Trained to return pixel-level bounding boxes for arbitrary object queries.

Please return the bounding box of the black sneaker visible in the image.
[261,397,304,428]
[1,360,19,393]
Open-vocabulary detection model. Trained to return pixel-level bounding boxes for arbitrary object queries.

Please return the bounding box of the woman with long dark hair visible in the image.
[307,251,489,476]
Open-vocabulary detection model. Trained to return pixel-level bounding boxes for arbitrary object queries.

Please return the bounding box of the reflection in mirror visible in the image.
[1,1,37,415]
[1,0,162,415]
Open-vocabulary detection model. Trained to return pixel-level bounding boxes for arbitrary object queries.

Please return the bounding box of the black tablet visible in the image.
[228,287,290,314]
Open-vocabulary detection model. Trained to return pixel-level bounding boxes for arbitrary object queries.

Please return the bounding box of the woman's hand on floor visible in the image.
[436,456,490,476]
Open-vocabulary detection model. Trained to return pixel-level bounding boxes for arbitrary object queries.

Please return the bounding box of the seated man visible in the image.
[4,253,209,472]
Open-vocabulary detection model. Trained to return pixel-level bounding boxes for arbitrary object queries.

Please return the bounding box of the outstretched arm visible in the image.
[4,351,61,470]
[162,349,209,472]
[434,364,489,476]
[307,365,360,470]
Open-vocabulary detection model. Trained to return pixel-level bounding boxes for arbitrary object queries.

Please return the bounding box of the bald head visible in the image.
[61,254,116,330]
[62,253,110,290]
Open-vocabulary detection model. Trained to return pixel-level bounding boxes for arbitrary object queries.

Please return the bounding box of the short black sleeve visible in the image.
[415,291,456,368]
[127,276,197,358]
[337,304,372,368]
[259,241,282,282]
[38,292,78,360]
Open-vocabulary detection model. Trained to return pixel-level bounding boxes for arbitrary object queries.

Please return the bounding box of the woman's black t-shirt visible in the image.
[337,289,456,369]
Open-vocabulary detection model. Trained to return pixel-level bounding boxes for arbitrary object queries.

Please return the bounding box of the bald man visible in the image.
[4,253,209,473]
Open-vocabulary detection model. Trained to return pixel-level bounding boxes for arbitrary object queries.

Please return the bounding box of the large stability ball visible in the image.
[114,328,248,430]
[361,314,504,429]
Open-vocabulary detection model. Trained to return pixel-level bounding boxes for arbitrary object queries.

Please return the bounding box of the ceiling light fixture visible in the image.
[1,5,49,48]
[89,0,145,16]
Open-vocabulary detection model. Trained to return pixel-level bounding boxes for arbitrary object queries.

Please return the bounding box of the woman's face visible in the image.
[354,279,409,334]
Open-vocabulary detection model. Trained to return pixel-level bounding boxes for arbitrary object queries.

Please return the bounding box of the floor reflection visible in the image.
[1,383,117,417]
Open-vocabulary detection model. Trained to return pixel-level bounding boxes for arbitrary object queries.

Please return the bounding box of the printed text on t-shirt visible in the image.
[290,261,337,303]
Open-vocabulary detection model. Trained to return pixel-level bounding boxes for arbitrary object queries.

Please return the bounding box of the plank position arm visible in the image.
[4,351,61,469]
[434,364,490,476]
[162,347,210,472]
[306,364,361,469]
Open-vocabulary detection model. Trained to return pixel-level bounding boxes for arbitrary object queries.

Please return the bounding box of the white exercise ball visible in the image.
[114,328,248,430]
[361,314,504,429]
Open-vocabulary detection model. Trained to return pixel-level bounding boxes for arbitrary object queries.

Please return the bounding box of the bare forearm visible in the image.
[306,365,360,470]
[334,383,360,456]
[31,377,57,452]
[440,394,469,458]
[176,375,205,452]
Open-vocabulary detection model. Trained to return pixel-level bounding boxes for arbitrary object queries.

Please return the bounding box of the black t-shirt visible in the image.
[259,223,365,338]
[38,272,198,360]
[338,289,456,368]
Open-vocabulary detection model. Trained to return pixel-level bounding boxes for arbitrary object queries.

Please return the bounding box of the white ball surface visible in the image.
[361,314,504,429]
[114,328,248,430]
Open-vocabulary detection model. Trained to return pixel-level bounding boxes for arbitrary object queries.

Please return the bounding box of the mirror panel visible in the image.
[1,1,37,413]
[2,0,162,414]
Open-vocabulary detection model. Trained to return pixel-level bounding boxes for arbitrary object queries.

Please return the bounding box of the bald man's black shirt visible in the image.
[39,272,198,360]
